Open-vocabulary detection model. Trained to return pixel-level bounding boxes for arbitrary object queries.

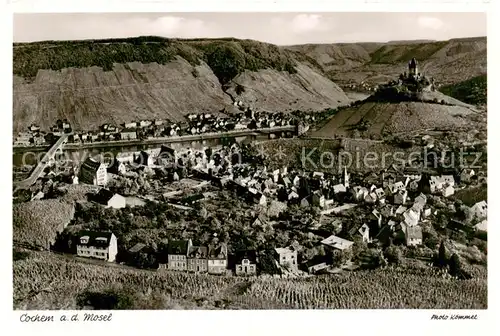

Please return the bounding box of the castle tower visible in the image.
[408,58,418,77]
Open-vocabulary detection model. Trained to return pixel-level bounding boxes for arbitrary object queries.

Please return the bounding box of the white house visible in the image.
[403,225,423,246]
[375,188,386,203]
[442,175,455,187]
[121,129,137,140]
[474,219,487,233]
[274,246,298,271]
[79,157,108,186]
[364,192,377,204]
[333,184,347,194]
[124,122,137,129]
[351,186,368,201]
[403,208,420,227]
[95,189,126,209]
[321,235,354,251]
[460,169,475,183]
[76,231,118,262]
[442,185,455,197]
[468,201,487,222]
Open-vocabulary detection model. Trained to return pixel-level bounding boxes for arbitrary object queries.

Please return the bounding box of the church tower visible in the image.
[343,166,350,188]
[408,57,418,77]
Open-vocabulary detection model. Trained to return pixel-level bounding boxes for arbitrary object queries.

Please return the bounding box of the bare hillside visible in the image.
[225,63,350,112]
[13,58,231,132]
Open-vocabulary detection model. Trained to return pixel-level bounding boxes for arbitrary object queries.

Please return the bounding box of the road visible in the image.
[13,133,70,190]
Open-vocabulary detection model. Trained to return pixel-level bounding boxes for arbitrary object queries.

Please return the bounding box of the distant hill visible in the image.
[439,75,487,106]
[13,36,486,132]
[287,36,487,87]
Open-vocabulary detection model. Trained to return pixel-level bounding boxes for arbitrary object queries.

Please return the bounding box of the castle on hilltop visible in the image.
[397,57,434,92]
[373,57,436,102]
[408,57,419,78]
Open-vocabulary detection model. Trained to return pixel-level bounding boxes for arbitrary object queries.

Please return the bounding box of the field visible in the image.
[13,200,75,250]
[311,101,474,140]
[13,250,487,310]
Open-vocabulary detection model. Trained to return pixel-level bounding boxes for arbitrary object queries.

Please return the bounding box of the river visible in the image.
[12,133,275,167]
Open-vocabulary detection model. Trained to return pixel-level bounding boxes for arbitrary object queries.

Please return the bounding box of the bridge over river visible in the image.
[13,133,70,190]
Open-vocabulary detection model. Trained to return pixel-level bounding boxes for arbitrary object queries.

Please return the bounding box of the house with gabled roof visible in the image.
[358,224,371,243]
[187,245,208,273]
[402,208,420,227]
[108,160,126,175]
[351,186,368,202]
[474,219,487,233]
[321,235,354,251]
[94,189,126,209]
[235,250,258,276]
[403,224,423,246]
[168,239,192,271]
[79,157,108,186]
[274,246,298,271]
[468,201,487,223]
[460,168,475,183]
[76,230,118,262]
[442,184,455,197]
[394,189,408,205]
[208,243,228,275]
[312,190,325,208]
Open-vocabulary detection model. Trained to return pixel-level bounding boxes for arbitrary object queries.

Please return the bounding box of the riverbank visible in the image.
[13,126,296,153]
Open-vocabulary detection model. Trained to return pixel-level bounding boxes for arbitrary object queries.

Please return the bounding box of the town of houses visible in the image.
[28,131,487,278]
[13,101,313,148]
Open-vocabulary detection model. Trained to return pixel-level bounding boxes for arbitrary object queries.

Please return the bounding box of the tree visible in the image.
[437,241,448,267]
[207,44,246,85]
[448,253,462,277]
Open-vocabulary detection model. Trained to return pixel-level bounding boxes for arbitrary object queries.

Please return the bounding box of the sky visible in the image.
[13,12,486,45]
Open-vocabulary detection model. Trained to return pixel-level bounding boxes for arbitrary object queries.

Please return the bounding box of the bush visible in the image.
[384,245,404,265]
[13,249,30,261]
[235,84,245,95]
[77,288,136,310]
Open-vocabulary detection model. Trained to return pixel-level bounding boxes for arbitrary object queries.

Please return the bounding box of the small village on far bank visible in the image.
[13,101,315,148]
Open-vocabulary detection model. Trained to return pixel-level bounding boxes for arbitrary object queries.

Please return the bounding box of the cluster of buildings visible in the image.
[13,120,71,147]
[16,109,299,148]
[61,138,486,276]
[73,228,298,277]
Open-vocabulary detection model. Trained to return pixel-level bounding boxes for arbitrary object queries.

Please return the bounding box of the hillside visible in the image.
[440,75,487,105]
[13,36,486,132]
[287,36,487,88]
[312,98,476,140]
[13,37,349,132]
